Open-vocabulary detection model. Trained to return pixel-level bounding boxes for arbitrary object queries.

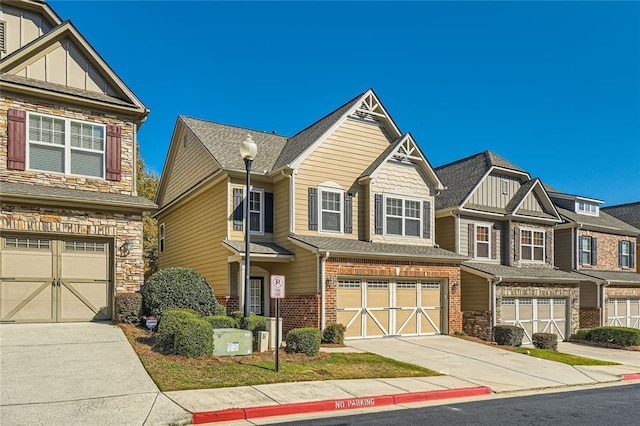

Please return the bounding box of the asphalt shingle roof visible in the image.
[602,202,640,230]
[222,240,293,256]
[576,270,640,285]
[556,206,640,235]
[462,262,583,281]
[0,181,156,209]
[289,234,467,260]
[434,151,527,210]
[180,117,289,173]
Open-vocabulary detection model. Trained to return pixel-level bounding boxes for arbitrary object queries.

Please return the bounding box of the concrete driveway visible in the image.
[347,336,635,393]
[0,322,189,426]
[558,342,640,368]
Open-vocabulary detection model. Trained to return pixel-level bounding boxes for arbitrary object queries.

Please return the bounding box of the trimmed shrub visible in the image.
[241,313,267,334]
[204,315,238,329]
[230,311,244,326]
[174,318,214,357]
[214,303,227,316]
[322,323,347,344]
[532,333,558,351]
[586,326,640,347]
[285,327,321,356]
[156,308,199,350]
[575,328,594,340]
[114,292,142,325]
[493,325,525,347]
[142,267,218,317]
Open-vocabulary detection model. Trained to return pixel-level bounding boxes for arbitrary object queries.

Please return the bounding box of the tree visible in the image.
[136,150,159,277]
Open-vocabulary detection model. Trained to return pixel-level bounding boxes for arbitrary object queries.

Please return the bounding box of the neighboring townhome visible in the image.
[434,152,583,343]
[550,194,640,329]
[601,201,640,274]
[0,0,154,323]
[155,89,466,339]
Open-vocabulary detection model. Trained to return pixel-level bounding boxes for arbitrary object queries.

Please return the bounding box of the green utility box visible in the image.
[212,328,253,356]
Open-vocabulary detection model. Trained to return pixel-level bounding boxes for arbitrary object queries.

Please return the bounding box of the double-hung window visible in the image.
[249,189,263,233]
[320,189,342,232]
[521,229,545,262]
[27,113,105,178]
[475,225,490,258]
[580,236,591,265]
[620,241,631,268]
[386,196,421,237]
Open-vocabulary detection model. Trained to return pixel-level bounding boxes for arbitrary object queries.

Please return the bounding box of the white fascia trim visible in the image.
[153,169,225,217]
[548,191,604,204]
[459,207,505,218]
[288,236,320,254]
[491,166,531,180]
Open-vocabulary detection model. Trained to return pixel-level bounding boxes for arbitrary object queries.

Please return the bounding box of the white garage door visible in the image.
[501,298,567,344]
[337,279,443,340]
[607,298,640,329]
[0,236,112,323]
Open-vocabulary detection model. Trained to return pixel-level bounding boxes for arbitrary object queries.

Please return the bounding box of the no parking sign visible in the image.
[270,275,285,299]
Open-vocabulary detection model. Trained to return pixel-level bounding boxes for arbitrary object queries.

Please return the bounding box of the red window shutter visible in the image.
[7,109,26,171]
[106,125,121,181]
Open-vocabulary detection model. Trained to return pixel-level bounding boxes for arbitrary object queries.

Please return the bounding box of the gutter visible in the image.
[318,251,330,331]
[601,280,611,326]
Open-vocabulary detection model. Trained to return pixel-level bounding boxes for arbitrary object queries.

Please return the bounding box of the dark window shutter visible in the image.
[7,109,26,171]
[514,226,521,261]
[468,223,475,257]
[591,237,597,266]
[265,192,274,233]
[630,242,636,268]
[344,192,353,234]
[619,241,623,267]
[308,187,318,231]
[491,228,498,260]
[374,194,383,235]
[578,236,583,265]
[106,125,121,181]
[233,188,244,231]
[423,201,431,239]
[545,229,553,264]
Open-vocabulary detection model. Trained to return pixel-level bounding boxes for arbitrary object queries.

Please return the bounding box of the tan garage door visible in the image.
[337,279,442,340]
[607,298,640,329]
[501,298,567,344]
[0,236,111,323]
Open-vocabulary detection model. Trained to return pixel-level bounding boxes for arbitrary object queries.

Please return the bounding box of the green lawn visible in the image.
[510,347,621,366]
[121,325,440,391]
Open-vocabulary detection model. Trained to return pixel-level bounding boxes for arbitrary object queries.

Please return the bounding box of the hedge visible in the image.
[532,333,558,351]
[322,323,346,345]
[581,326,640,347]
[174,318,214,357]
[493,325,525,347]
[156,308,199,350]
[114,292,142,325]
[204,315,238,329]
[285,327,321,356]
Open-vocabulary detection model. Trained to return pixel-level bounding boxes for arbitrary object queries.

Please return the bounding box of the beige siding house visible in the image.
[0,0,154,322]
[156,89,467,337]
[550,194,640,329]
[434,152,583,343]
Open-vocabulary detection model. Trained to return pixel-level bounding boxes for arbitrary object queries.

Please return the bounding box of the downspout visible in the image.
[318,251,330,330]
[507,219,513,266]
[600,280,611,326]
[281,169,297,234]
[574,224,583,270]
[454,213,460,254]
[490,276,503,339]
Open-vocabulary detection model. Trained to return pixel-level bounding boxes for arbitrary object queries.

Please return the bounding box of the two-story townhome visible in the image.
[602,202,640,275]
[434,152,583,343]
[155,89,466,338]
[550,194,640,329]
[0,0,154,323]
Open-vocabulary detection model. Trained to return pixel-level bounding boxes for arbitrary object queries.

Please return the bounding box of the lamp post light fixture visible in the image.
[240,134,257,319]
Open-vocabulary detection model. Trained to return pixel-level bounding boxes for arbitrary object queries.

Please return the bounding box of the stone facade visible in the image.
[511,221,555,268]
[0,204,144,293]
[463,310,492,340]
[577,229,637,271]
[0,95,137,196]
[324,257,462,334]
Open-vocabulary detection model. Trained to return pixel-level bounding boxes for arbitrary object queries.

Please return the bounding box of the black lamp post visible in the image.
[240,134,257,318]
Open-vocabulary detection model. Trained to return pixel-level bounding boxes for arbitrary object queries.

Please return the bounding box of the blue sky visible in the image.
[50,1,640,205]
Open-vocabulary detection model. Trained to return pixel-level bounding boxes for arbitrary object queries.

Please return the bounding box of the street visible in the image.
[280,383,640,426]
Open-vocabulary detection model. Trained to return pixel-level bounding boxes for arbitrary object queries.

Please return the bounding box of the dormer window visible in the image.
[576,201,598,216]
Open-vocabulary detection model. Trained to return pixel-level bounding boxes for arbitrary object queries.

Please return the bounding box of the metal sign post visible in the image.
[270,275,285,373]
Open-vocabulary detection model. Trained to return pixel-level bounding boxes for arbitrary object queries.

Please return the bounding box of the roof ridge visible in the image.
[179,116,289,140]
[434,151,486,170]
[602,201,640,209]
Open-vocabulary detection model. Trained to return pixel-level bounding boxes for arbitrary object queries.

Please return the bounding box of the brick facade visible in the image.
[324,257,462,334]
[578,229,636,272]
[579,307,600,329]
[269,295,321,335]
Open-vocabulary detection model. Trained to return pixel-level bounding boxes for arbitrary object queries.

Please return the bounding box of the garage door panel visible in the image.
[1,281,54,321]
[608,299,640,329]
[501,298,567,344]
[395,309,417,335]
[420,309,441,334]
[2,251,53,278]
[338,310,362,338]
[60,281,110,321]
[365,312,388,337]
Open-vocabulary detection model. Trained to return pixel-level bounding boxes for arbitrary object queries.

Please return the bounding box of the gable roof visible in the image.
[1,0,62,28]
[556,206,640,235]
[0,20,146,114]
[180,116,289,173]
[507,178,560,220]
[435,151,529,210]
[602,202,640,230]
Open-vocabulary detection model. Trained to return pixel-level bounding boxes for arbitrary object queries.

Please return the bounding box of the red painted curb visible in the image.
[622,373,640,381]
[192,386,492,424]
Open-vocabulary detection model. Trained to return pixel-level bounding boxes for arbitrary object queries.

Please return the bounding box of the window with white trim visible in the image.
[620,241,631,268]
[521,229,545,262]
[475,225,490,258]
[576,201,598,216]
[27,112,105,178]
[580,236,592,265]
[385,196,421,237]
[249,189,264,234]
[320,188,342,232]
[159,223,165,253]
[502,179,509,195]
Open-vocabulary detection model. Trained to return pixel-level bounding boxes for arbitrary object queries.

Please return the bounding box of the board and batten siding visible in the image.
[459,216,503,262]
[461,270,490,311]
[294,118,392,237]
[435,216,456,252]
[162,129,219,206]
[157,180,228,296]
[369,160,435,246]
[467,173,522,210]
[268,243,318,295]
[518,191,544,213]
[554,228,574,271]
[0,5,53,59]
